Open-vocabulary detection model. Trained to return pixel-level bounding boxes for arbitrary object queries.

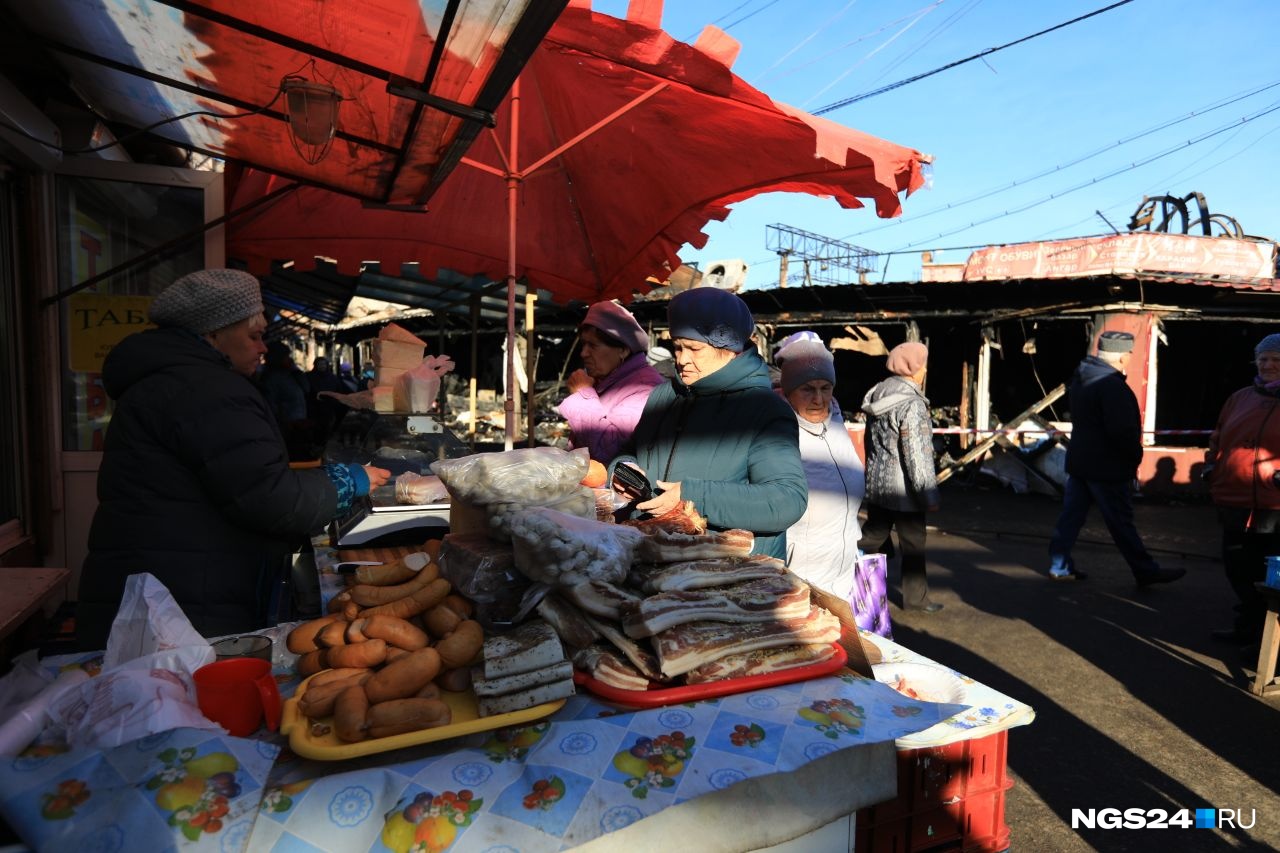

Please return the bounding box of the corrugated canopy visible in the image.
[7,0,568,203]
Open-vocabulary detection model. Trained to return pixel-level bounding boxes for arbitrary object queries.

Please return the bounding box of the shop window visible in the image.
[55,174,205,451]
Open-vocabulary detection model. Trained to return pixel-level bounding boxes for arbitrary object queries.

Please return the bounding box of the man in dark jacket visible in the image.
[1047,330,1184,585]
[77,269,389,649]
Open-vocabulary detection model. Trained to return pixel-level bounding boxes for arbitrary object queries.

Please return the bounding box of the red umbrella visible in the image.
[228,1,928,440]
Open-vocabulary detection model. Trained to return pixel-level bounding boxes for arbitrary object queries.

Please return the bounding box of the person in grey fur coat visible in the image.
[857,342,942,612]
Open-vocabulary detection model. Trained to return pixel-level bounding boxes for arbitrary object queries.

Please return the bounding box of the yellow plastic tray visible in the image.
[281,674,567,760]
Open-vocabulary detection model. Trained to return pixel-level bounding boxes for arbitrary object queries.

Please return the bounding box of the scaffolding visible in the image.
[765,223,879,288]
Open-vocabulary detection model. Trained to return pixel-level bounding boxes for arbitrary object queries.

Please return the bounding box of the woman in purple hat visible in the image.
[559,300,663,463]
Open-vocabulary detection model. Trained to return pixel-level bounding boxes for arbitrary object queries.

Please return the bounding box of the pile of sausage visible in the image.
[285,545,485,743]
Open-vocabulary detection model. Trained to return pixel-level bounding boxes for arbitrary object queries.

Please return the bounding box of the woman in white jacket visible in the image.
[779,339,865,599]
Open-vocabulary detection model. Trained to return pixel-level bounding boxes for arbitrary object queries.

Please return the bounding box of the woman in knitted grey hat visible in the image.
[77,269,390,649]
[780,339,866,602]
[612,287,807,561]
[1203,332,1280,652]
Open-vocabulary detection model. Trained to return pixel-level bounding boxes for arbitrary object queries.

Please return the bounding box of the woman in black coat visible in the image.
[77,269,389,649]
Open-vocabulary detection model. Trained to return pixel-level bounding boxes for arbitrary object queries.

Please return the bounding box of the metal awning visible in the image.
[5,0,568,204]
[259,259,584,330]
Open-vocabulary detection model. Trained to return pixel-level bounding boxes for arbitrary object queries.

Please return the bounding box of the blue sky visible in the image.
[592,0,1280,287]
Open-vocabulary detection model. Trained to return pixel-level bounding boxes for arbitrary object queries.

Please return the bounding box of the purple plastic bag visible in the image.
[849,553,893,639]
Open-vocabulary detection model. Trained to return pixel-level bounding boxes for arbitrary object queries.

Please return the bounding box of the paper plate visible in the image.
[871,662,967,704]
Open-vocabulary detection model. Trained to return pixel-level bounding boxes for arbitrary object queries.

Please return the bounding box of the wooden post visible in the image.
[937,383,1066,483]
[959,362,971,450]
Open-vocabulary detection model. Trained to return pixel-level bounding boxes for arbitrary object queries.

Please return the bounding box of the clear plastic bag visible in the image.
[437,532,521,601]
[506,506,645,587]
[394,472,450,505]
[431,446,589,506]
[487,485,597,540]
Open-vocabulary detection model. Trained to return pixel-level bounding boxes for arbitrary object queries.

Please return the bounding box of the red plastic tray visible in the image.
[572,642,847,708]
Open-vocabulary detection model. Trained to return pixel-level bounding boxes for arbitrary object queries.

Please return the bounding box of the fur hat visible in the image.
[1255,333,1280,355]
[149,269,264,334]
[668,287,754,352]
[886,342,928,377]
[1097,330,1135,353]
[780,341,836,394]
[582,300,648,354]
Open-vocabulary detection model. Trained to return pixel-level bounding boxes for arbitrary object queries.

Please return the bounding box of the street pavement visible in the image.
[887,481,1280,852]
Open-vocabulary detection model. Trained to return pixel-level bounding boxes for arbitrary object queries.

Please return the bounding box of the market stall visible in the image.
[0,605,1028,852]
[0,443,1033,851]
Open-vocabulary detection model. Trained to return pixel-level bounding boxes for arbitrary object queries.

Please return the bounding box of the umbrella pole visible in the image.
[470,294,479,447]
[504,79,521,450]
[525,292,536,447]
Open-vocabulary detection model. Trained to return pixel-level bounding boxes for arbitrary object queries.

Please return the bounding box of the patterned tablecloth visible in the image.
[0,546,1034,852]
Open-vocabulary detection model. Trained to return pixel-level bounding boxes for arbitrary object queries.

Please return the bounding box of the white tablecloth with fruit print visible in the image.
[0,654,972,853]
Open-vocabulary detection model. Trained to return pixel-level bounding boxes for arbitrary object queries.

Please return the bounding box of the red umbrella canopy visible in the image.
[228,1,927,304]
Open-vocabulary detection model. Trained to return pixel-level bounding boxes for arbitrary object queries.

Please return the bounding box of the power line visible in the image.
[889,100,1280,251]
[843,78,1280,240]
[813,0,1137,116]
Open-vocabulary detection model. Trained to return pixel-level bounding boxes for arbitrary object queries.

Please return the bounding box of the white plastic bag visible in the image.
[393,354,456,413]
[46,574,219,750]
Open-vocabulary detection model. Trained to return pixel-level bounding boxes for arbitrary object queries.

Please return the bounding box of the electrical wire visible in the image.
[813,0,1137,116]
[0,86,288,156]
[760,0,947,83]
[802,3,942,107]
[890,100,1280,251]
[861,0,983,90]
[752,0,863,84]
[843,78,1280,240]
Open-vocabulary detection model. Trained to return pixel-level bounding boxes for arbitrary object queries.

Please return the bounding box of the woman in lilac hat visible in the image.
[558,300,663,462]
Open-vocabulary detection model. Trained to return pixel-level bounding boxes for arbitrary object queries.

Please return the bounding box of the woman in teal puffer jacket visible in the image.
[616,288,807,559]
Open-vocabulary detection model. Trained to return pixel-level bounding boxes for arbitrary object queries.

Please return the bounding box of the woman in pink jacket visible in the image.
[558,301,663,462]
[1205,332,1280,651]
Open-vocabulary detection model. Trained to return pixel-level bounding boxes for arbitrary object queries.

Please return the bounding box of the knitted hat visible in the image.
[149,269,264,334]
[773,330,822,364]
[582,300,648,354]
[780,340,837,394]
[1255,333,1280,355]
[1097,330,1135,353]
[668,287,754,352]
[886,342,928,377]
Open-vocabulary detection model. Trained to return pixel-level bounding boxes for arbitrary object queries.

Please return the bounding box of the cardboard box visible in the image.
[370,339,424,369]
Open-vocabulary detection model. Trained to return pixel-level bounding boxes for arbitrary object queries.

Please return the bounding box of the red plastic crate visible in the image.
[856,730,1013,853]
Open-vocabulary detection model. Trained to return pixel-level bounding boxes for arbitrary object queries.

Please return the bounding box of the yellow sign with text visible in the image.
[68,294,154,373]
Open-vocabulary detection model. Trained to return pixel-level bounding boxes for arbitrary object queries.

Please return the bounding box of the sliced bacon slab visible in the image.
[636,528,754,564]
[621,574,811,638]
[560,579,642,621]
[683,643,839,684]
[536,592,599,650]
[573,643,651,691]
[628,555,786,594]
[653,606,842,678]
[582,613,664,681]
